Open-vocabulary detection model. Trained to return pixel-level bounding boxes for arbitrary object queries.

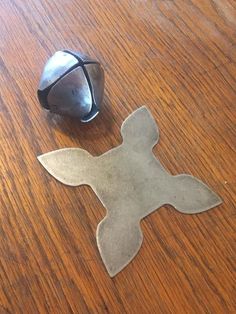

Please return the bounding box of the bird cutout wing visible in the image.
[38,106,222,276]
[97,213,143,277]
[166,175,222,214]
[38,148,92,186]
[121,106,159,149]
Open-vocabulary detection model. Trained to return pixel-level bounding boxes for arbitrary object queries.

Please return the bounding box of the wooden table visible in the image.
[0,1,235,313]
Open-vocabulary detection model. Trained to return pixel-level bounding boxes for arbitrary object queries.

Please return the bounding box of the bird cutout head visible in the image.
[38,107,222,277]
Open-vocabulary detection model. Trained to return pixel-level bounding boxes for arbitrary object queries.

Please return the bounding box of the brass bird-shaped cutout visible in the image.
[38,107,222,276]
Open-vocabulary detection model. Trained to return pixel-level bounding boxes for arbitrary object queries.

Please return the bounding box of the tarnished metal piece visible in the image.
[38,107,222,277]
[37,50,104,121]
[85,63,104,110]
[38,51,79,91]
[47,67,92,118]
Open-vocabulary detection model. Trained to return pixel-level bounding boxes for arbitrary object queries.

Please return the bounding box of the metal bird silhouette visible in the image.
[38,107,222,276]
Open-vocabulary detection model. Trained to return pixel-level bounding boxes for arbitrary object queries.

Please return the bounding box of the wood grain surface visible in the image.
[0,0,235,313]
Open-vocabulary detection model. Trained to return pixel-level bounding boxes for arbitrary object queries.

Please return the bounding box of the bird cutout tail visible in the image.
[167,174,222,214]
[38,148,92,186]
[96,213,143,277]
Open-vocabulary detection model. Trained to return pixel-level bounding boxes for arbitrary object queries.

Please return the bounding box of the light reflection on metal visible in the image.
[38,50,104,122]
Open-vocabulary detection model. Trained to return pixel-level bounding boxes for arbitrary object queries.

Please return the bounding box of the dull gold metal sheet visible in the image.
[38,107,222,276]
